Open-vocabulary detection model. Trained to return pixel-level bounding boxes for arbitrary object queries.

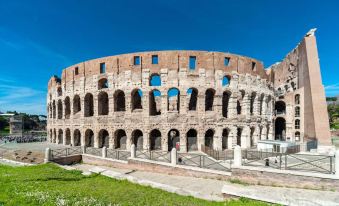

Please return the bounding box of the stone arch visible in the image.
[149,89,161,116]
[84,93,94,117]
[57,87,62,96]
[205,88,215,111]
[275,117,286,140]
[150,129,162,150]
[250,92,256,115]
[85,129,94,147]
[65,128,71,145]
[64,96,71,119]
[187,88,198,111]
[237,90,245,115]
[98,78,109,89]
[167,88,180,112]
[275,101,286,115]
[204,129,214,148]
[168,129,180,151]
[73,129,81,146]
[98,91,109,115]
[222,91,231,118]
[98,129,109,148]
[57,99,63,119]
[114,90,126,111]
[115,129,127,149]
[149,73,161,86]
[237,127,242,146]
[132,129,143,150]
[58,129,63,144]
[222,128,229,150]
[186,129,198,152]
[73,95,81,115]
[222,75,231,87]
[131,89,143,111]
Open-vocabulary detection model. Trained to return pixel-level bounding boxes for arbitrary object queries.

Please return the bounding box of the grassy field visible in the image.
[0,163,272,206]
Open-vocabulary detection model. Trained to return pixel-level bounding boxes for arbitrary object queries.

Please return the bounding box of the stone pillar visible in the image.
[94,131,99,148]
[126,132,131,151]
[131,144,136,158]
[261,126,267,140]
[143,131,150,151]
[81,129,86,146]
[214,93,222,118]
[253,94,259,116]
[241,126,250,149]
[44,148,51,163]
[228,92,237,118]
[253,125,260,146]
[62,130,67,146]
[69,96,73,119]
[109,130,115,149]
[229,126,237,148]
[233,145,242,167]
[179,132,187,152]
[214,128,222,151]
[335,150,339,177]
[242,92,250,117]
[261,95,268,117]
[171,148,177,166]
[102,146,107,158]
[71,130,75,146]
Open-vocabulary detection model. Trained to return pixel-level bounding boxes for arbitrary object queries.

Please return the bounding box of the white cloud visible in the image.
[325,83,339,96]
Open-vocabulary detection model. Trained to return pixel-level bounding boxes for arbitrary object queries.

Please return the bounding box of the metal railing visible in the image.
[177,153,231,171]
[106,149,130,161]
[135,150,171,163]
[85,147,102,157]
[201,145,234,160]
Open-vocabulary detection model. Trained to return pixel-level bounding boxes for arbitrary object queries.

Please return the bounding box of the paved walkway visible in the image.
[67,163,339,205]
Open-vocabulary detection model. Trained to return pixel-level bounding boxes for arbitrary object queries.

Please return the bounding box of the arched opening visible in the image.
[49,104,52,118]
[222,91,231,117]
[114,90,125,112]
[52,100,56,119]
[131,89,143,111]
[168,88,180,112]
[58,129,63,144]
[98,78,109,89]
[65,97,71,119]
[275,117,286,140]
[295,106,300,117]
[168,129,180,151]
[65,128,71,145]
[150,129,161,150]
[250,127,255,147]
[149,89,161,116]
[84,93,94,117]
[237,100,241,115]
[53,129,56,143]
[57,87,62,96]
[295,119,300,129]
[205,89,215,111]
[204,129,214,149]
[186,129,198,152]
[295,132,300,141]
[98,92,109,115]
[237,91,245,115]
[250,92,256,115]
[57,100,63,119]
[132,130,143,150]
[98,129,109,148]
[150,74,161,86]
[295,94,300,104]
[187,88,198,111]
[275,101,286,115]
[222,129,229,150]
[237,128,242,146]
[49,129,52,142]
[259,94,264,115]
[74,129,81,146]
[73,95,81,115]
[222,76,231,87]
[115,129,127,149]
[85,129,94,147]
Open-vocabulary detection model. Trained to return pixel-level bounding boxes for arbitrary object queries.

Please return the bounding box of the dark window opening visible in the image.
[168,88,180,112]
[98,92,109,115]
[187,129,198,152]
[224,57,230,66]
[115,130,127,149]
[152,55,158,64]
[134,56,140,65]
[205,89,215,111]
[114,90,126,111]
[222,129,229,150]
[149,90,161,116]
[100,63,106,74]
[75,67,79,75]
[187,88,198,111]
[222,91,231,118]
[98,78,109,89]
[132,130,143,150]
[150,74,161,86]
[205,129,214,149]
[168,129,180,151]
[84,93,94,117]
[150,129,162,150]
[189,56,196,70]
[252,62,256,71]
[98,129,109,148]
[131,89,143,111]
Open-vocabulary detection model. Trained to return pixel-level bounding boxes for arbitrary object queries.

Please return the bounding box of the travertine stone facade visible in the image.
[47,30,331,152]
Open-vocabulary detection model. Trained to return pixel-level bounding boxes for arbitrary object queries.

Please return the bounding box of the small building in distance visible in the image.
[9,115,23,136]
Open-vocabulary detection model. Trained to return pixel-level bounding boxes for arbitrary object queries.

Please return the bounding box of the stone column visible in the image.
[261,95,268,117]
[253,125,260,146]
[228,92,237,118]
[261,126,267,140]
[242,92,250,117]
[241,126,250,149]
[233,145,242,167]
[69,96,73,119]
[253,94,259,116]
[81,129,86,146]
[71,129,75,146]
[109,130,115,149]
[171,148,177,166]
[126,131,131,151]
[44,148,51,163]
[131,144,136,158]
[161,129,168,152]
[179,130,187,152]
[94,130,99,148]
[214,93,222,118]
[214,128,222,151]
[229,126,237,148]
[143,131,150,151]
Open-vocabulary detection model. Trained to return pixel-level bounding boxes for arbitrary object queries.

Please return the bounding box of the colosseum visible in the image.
[47,29,331,153]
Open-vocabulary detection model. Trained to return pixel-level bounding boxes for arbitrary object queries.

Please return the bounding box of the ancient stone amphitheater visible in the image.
[47,50,275,152]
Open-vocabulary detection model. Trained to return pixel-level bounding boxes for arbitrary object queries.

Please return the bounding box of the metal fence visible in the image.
[201,145,234,161]
[177,152,231,171]
[106,149,130,161]
[242,150,335,174]
[135,150,171,163]
[51,147,82,159]
[84,147,102,157]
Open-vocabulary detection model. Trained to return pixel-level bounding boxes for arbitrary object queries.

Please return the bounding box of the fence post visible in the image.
[82,146,86,154]
[171,148,177,166]
[335,150,339,176]
[131,144,136,158]
[44,148,51,163]
[233,145,242,167]
[102,146,107,158]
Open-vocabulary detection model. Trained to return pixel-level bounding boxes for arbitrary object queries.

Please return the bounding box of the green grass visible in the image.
[0,163,272,206]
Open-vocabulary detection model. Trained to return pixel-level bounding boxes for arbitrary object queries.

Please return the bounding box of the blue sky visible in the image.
[0,0,339,115]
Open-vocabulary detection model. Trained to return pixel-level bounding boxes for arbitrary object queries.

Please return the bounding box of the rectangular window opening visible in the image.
[189,56,196,70]
[75,67,79,75]
[224,57,230,66]
[134,56,140,65]
[152,55,158,64]
[100,63,106,74]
